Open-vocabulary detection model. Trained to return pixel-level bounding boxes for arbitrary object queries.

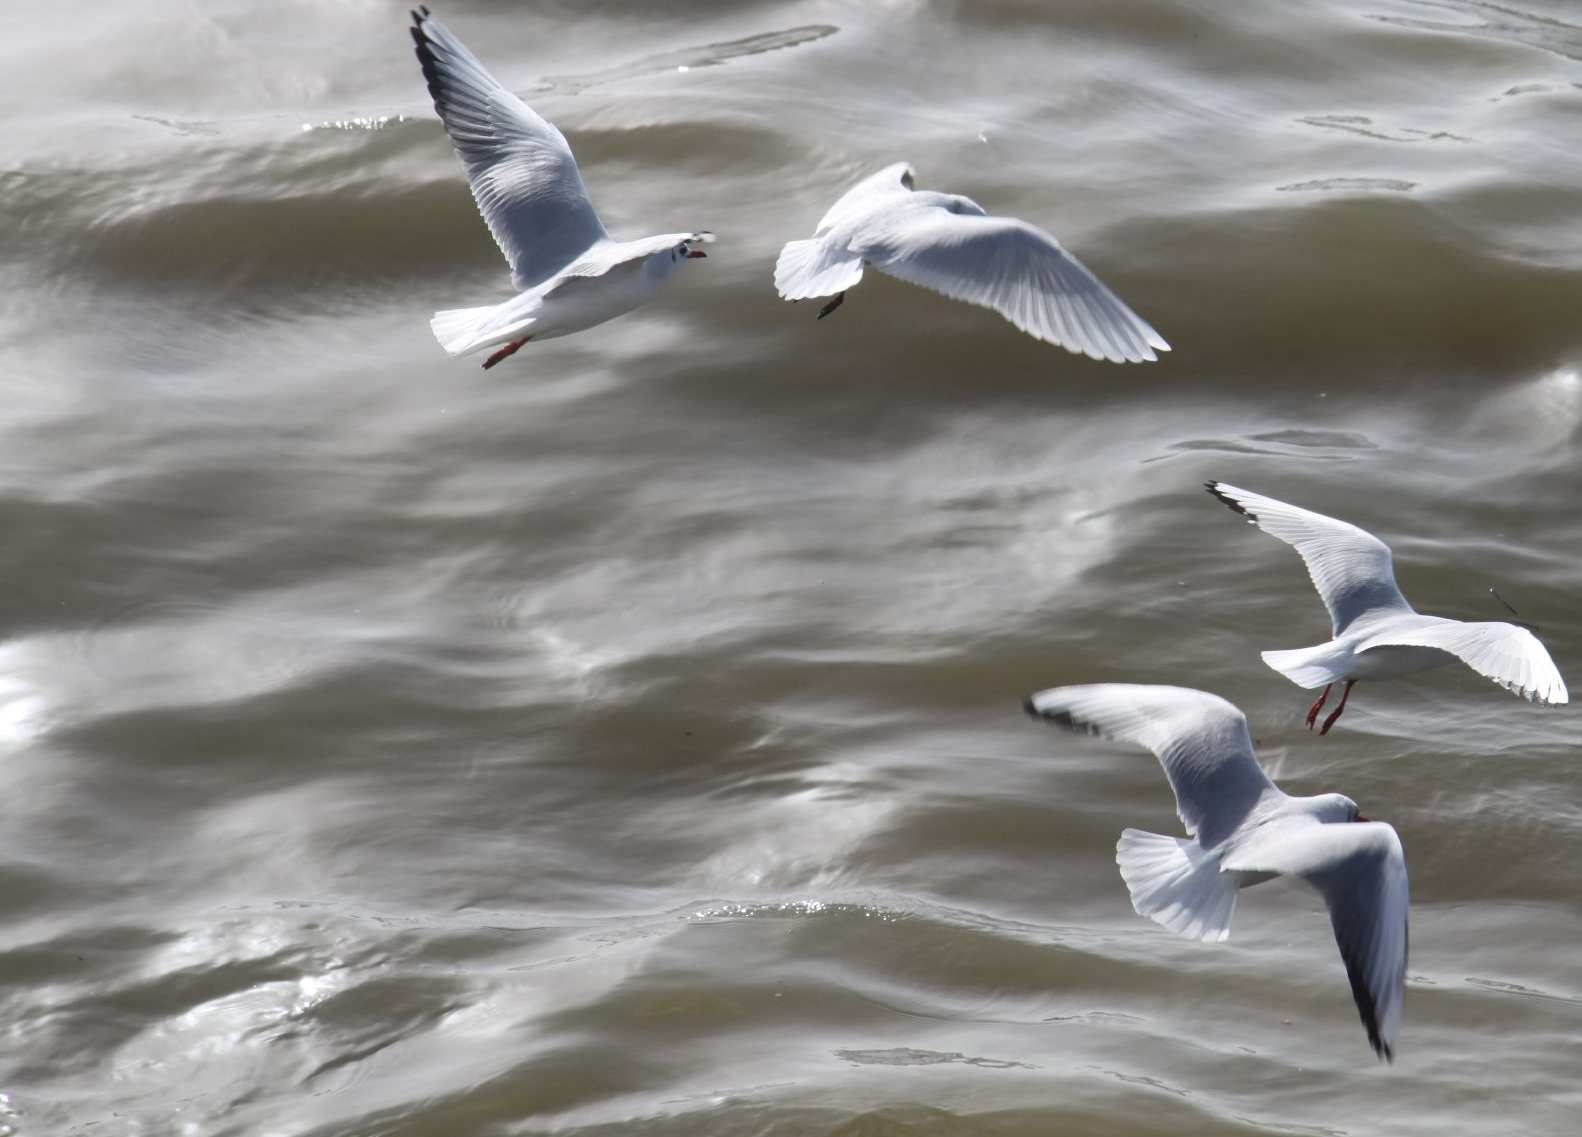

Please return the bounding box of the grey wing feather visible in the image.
[1355,618,1568,705]
[1026,684,1279,848]
[1225,822,1408,1061]
[412,10,608,290]
[1206,482,1412,635]
[863,211,1169,363]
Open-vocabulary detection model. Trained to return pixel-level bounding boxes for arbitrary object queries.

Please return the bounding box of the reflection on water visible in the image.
[536,24,840,94]
[2,1,1581,1135]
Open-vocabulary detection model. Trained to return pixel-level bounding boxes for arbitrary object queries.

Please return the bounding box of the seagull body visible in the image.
[410,8,710,368]
[1025,683,1408,1060]
[774,163,1169,363]
[1206,481,1567,733]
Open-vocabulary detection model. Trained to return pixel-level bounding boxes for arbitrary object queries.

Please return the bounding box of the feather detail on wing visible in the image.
[1205,482,1412,635]
[1355,619,1568,705]
[412,9,608,290]
[1224,822,1408,1062]
[864,212,1169,363]
[1025,684,1278,848]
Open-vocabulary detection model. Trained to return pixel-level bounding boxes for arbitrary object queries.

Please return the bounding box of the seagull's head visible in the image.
[665,231,715,267]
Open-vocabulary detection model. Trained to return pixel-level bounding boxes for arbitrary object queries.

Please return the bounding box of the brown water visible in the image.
[3,1,1581,1133]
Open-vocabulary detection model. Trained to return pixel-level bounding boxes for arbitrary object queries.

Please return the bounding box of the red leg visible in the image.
[1305,683,1332,730]
[1319,680,1355,736]
[482,335,532,370]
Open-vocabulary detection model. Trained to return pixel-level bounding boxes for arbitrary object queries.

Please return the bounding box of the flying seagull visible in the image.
[1206,481,1567,733]
[1026,683,1408,1061]
[410,8,711,369]
[773,163,1169,362]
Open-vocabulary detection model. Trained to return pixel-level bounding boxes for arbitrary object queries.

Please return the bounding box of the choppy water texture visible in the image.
[3,1,1581,1133]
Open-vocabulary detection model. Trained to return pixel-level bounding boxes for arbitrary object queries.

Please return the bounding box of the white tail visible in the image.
[429,304,534,357]
[774,238,865,300]
[1260,645,1344,689]
[1115,829,1238,942]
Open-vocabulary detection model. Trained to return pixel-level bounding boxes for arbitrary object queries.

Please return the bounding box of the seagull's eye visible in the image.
[676,244,688,255]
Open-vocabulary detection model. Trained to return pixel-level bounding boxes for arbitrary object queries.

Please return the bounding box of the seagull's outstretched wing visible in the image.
[1225,821,1409,1062]
[862,211,1170,363]
[1206,482,1413,636]
[814,162,916,235]
[412,8,609,290]
[1356,619,1568,705]
[1026,684,1278,848]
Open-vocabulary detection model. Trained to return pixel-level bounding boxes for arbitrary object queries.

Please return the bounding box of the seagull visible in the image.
[1025,683,1408,1061]
[773,163,1169,363]
[1206,482,1568,733]
[409,8,712,369]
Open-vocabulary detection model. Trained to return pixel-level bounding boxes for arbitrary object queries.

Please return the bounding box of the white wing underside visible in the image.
[1207,482,1412,635]
[1026,684,1279,848]
[1356,619,1568,705]
[413,11,609,290]
[543,231,705,291]
[1224,821,1409,1061]
[814,161,916,234]
[866,210,1170,363]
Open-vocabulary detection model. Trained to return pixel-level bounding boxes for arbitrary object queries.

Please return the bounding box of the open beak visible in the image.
[686,249,707,259]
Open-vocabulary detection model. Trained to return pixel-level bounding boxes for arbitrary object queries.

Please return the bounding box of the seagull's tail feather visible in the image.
[1260,645,1345,689]
[774,239,864,301]
[429,304,536,357]
[1116,829,1238,943]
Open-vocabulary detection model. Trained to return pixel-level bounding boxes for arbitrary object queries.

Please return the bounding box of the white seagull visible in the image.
[410,8,712,369]
[773,163,1169,362]
[1025,683,1409,1061]
[1206,482,1568,734]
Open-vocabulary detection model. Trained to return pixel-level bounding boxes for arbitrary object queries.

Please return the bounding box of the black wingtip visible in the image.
[408,7,449,119]
[1340,945,1394,1063]
[410,7,431,56]
[1366,1021,1394,1063]
[1024,698,1083,732]
[1204,480,1252,521]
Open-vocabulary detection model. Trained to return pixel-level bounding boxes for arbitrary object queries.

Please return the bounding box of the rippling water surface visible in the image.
[4,1,1582,1134]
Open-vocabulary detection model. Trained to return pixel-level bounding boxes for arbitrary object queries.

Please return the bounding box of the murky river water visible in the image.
[2,1,1581,1133]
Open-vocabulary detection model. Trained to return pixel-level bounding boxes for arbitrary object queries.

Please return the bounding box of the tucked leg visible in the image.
[1305,683,1332,730]
[817,292,846,320]
[482,335,532,370]
[1318,680,1355,736]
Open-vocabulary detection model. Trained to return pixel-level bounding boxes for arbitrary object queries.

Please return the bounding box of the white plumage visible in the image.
[1027,683,1409,1061]
[410,8,711,367]
[1207,481,1567,732]
[775,163,1169,363]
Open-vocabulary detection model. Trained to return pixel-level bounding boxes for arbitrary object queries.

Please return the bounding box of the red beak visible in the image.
[687,249,707,258]
[1355,814,1370,823]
